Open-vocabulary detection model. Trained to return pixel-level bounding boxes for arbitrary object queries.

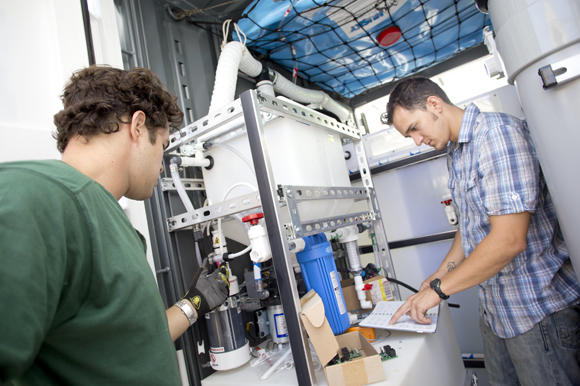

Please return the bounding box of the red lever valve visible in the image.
[441,199,452,206]
[242,213,264,226]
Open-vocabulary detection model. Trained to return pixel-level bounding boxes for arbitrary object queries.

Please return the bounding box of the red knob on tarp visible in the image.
[377,25,401,47]
[441,200,452,206]
[242,213,264,226]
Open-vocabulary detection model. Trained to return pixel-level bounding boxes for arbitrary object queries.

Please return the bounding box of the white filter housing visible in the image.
[488,0,580,278]
[202,115,353,242]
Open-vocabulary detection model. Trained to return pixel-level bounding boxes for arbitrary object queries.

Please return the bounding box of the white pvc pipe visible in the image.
[179,156,211,168]
[344,238,371,309]
[354,275,372,309]
[170,164,195,213]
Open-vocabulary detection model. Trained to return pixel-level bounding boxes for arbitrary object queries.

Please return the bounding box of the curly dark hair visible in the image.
[385,77,452,126]
[53,66,183,153]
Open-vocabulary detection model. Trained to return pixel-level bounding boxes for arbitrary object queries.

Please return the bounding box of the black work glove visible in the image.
[183,263,230,317]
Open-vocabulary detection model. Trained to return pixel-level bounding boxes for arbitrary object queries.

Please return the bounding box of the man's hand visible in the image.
[389,287,442,325]
[183,264,230,316]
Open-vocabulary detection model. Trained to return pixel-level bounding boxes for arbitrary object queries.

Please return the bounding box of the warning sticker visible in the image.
[369,278,395,303]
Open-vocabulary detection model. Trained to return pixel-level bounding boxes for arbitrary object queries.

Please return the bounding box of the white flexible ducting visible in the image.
[170,163,195,213]
[209,39,351,122]
[239,45,262,77]
[270,71,351,122]
[208,42,245,113]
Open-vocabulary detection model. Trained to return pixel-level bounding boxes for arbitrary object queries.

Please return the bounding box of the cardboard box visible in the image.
[341,275,394,312]
[300,290,386,386]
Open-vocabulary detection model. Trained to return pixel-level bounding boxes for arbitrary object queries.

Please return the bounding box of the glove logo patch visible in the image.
[191,295,202,310]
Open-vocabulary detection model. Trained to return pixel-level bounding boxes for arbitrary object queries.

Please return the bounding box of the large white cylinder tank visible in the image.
[488,0,580,278]
[202,115,354,244]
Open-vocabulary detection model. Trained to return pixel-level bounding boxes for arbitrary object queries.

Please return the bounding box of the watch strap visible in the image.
[430,278,450,300]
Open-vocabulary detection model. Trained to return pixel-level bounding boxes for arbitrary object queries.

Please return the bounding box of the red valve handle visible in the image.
[242,212,264,226]
[441,199,452,206]
[362,284,373,291]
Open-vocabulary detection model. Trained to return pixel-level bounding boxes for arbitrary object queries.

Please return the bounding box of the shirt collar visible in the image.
[457,103,480,144]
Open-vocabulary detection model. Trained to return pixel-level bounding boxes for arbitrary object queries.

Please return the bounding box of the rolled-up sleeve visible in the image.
[478,125,539,216]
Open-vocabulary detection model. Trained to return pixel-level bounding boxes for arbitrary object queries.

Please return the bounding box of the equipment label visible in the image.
[274,313,288,338]
[330,271,346,314]
[210,347,225,353]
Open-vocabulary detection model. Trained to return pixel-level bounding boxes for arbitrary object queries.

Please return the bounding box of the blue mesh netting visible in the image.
[236,0,491,98]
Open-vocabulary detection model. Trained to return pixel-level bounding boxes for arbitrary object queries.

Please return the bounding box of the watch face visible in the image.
[430,279,440,289]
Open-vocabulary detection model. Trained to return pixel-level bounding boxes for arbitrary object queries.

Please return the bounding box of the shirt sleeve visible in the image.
[0,170,89,382]
[478,124,540,216]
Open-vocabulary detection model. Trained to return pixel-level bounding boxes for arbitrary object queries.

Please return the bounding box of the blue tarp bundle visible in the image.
[236,0,491,98]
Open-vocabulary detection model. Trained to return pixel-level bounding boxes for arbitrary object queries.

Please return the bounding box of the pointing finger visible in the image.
[390,301,411,325]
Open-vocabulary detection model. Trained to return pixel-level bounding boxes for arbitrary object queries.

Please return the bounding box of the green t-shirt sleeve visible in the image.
[0,170,90,382]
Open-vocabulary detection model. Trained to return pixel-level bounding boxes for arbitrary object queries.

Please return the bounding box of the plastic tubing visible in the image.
[211,142,255,176]
[229,244,252,258]
[216,182,258,255]
[169,162,195,213]
[222,182,258,202]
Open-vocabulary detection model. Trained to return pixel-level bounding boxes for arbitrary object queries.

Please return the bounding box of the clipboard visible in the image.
[358,301,439,333]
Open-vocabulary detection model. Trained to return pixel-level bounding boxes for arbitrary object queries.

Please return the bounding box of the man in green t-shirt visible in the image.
[0,66,229,385]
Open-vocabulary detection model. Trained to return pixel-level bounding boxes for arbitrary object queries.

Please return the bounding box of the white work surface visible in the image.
[202,302,466,386]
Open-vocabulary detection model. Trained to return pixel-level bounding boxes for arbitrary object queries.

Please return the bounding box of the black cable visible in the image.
[385,276,459,308]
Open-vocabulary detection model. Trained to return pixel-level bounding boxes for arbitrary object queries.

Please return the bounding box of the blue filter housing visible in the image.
[295,234,350,334]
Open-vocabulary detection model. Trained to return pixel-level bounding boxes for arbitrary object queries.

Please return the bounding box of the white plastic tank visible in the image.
[487,0,580,278]
[202,111,353,243]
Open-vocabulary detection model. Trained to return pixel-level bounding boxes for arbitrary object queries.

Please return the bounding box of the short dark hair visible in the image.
[385,77,452,125]
[53,66,183,153]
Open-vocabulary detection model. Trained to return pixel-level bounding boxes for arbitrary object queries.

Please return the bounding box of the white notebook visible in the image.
[358,301,439,333]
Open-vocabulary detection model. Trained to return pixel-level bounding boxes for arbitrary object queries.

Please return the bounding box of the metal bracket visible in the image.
[166,99,245,153]
[281,184,376,240]
[287,211,375,239]
[255,92,361,141]
[160,178,205,191]
[539,53,580,90]
[166,190,262,232]
[284,185,369,202]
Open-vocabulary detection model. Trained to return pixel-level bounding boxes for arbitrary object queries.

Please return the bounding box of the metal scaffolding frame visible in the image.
[163,89,399,385]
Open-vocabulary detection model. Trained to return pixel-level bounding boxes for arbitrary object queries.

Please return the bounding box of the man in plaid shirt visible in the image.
[387,77,580,385]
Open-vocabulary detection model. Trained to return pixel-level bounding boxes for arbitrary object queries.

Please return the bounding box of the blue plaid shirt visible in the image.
[447,104,580,338]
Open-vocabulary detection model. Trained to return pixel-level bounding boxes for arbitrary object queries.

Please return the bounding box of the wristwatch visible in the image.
[175,300,198,326]
[430,278,450,300]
